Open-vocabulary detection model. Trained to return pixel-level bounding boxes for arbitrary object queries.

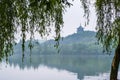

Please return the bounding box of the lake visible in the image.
[0,55,120,80]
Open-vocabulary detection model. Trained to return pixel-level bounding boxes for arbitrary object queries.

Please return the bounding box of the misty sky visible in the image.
[62,0,96,37]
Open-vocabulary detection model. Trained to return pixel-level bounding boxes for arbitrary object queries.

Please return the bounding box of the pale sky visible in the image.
[62,0,96,37]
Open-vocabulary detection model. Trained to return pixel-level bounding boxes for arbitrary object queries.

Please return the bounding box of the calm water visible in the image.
[0,55,120,80]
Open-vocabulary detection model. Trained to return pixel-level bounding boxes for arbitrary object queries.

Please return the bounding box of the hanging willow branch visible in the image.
[95,0,120,53]
[0,0,72,61]
[80,0,120,53]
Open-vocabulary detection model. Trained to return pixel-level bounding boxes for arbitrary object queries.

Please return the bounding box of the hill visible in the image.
[13,26,103,55]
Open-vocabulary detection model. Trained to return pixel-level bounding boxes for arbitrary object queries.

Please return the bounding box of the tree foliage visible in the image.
[84,0,120,52]
[95,0,120,53]
[79,0,120,53]
[0,0,72,61]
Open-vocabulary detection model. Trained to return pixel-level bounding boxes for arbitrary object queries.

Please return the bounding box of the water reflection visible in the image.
[5,55,114,80]
[0,63,79,80]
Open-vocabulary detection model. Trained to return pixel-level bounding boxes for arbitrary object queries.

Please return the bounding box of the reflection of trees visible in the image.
[8,55,113,80]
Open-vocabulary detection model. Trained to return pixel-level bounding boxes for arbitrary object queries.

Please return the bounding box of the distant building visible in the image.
[77,26,84,33]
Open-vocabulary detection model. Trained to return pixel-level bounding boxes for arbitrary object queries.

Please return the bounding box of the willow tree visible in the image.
[95,0,120,80]
[0,0,72,61]
[0,0,120,80]
[81,0,120,79]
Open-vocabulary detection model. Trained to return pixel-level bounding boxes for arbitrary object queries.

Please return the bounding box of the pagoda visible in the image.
[77,25,84,33]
